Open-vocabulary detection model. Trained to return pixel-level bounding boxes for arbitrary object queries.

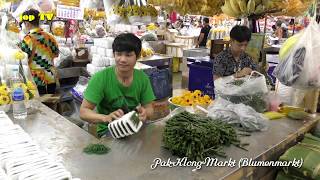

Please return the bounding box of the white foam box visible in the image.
[105,49,113,58]
[91,54,105,67]
[109,58,116,66]
[90,46,97,54]
[87,63,105,76]
[96,47,106,56]
[94,38,114,49]
[103,57,110,66]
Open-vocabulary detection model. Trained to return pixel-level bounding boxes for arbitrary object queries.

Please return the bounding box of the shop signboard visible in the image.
[56,5,84,20]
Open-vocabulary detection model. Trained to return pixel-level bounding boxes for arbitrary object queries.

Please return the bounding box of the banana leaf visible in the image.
[276,171,305,180]
[313,129,320,139]
[279,144,320,180]
[305,133,320,143]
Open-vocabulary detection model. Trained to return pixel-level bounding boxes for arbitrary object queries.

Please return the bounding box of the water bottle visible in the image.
[10,68,27,119]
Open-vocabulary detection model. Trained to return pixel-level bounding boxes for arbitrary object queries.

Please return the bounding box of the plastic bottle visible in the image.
[10,68,27,119]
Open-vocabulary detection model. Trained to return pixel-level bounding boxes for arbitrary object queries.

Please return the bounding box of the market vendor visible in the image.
[19,9,59,94]
[213,25,257,80]
[196,17,211,48]
[80,33,155,137]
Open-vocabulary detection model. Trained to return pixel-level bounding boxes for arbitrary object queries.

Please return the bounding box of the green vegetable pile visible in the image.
[222,79,267,113]
[229,79,245,86]
[221,93,267,113]
[83,144,111,155]
[163,111,248,161]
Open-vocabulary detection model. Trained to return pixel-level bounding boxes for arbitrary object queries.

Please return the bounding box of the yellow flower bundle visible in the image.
[171,90,213,107]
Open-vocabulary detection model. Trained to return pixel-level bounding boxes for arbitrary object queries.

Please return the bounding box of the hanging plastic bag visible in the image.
[215,71,268,113]
[107,0,125,25]
[140,41,154,57]
[207,98,268,132]
[273,19,320,89]
[12,0,39,20]
[128,2,143,25]
[51,21,65,37]
[0,14,39,107]
[37,0,55,12]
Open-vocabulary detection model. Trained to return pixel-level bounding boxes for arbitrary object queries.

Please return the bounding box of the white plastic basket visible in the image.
[108,111,143,139]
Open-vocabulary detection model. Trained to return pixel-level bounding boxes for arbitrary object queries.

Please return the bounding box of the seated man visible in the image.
[213,25,257,80]
[80,33,155,137]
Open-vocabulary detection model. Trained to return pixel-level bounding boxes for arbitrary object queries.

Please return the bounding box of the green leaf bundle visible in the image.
[163,111,247,161]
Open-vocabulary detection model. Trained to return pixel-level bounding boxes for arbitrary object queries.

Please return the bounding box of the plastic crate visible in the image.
[188,63,214,99]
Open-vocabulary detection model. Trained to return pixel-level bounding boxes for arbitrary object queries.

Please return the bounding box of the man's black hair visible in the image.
[112,33,142,57]
[203,17,209,24]
[22,9,40,27]
[230,25,252,42]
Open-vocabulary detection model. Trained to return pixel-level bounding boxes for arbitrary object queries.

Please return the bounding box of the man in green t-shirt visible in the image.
[80,33,156,137]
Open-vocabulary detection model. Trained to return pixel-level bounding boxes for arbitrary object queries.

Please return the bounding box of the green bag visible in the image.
[276,171,305,180]
[280,144,320,179]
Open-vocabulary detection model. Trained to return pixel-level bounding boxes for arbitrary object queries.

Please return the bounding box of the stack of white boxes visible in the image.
[0,111,78,180]
[87,37,116,76]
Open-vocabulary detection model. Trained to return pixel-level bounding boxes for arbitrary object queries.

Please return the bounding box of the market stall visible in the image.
[0,100,318,180]
[2,0,320,180]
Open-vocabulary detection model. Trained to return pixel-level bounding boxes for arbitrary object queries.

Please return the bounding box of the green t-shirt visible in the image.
[84,66,156,136]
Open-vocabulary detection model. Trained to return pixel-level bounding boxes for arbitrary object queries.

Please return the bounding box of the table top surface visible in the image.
[139,54,173,61]
[7,101,319,180]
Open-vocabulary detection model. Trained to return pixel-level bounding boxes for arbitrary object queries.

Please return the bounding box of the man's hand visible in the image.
[108,109,124,121]
[242,67,253,76]
[136,106,147,122]
[234,68,253,78]
[101,115,112,123]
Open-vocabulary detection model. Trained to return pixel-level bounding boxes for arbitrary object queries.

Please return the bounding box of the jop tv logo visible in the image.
[20,13,55,22]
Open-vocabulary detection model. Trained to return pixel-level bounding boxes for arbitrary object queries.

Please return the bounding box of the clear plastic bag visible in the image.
[71,76,89,103]
[0,14,39,106]
[215,71,268,96]
[140,41,155,57]
[207,98,268,132]
[215,71,268,113]
[51,21,65,37]
[54,46,73,68]
[95,25,106,38]
[274,19,320,89]
[140,32,158,41]
[107,0,125,25]
[37,0,55,12]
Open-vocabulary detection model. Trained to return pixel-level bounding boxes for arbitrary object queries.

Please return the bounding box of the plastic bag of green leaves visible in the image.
[215,71,268,113]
